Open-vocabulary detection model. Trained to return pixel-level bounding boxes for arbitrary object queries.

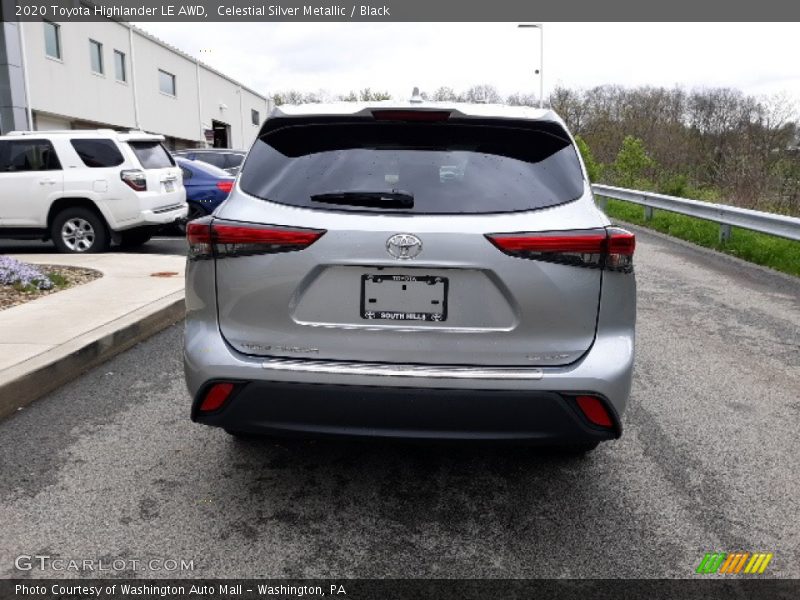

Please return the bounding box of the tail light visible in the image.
[187,217,325,260]
[574,395,614,428]
[120,169,147,192]
[486,227,635,272]
[216,180,234,194]
[604,227,636,271]
[198,382,235,413]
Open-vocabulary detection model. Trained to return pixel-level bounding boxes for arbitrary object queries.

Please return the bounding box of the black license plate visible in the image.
[360,274,448,322]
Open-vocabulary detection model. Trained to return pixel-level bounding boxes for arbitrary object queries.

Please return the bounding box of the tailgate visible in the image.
[214,209,603,367]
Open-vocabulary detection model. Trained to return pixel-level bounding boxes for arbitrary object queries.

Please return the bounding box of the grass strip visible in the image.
[599,198,800,277]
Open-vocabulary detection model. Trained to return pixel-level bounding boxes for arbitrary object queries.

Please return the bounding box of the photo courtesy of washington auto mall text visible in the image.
[14,583,347,597]
[1,0,800,599]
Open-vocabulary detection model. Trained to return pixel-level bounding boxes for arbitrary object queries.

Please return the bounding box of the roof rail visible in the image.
[6,128,120,136]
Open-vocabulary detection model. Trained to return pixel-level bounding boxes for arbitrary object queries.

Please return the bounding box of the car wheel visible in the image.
[118,229,154,248]
[51,207,109,254]
[177,204,206,234]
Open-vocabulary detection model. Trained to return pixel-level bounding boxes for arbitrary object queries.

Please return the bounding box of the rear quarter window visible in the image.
[128,141,175,169]
[239,121,585,214]
[70,138,124,167]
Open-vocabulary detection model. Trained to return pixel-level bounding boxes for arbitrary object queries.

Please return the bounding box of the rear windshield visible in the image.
[239,121,584,214]
[187,152,244,170]
[128,141,174,169]
[224,153,245,169]
[193,152,226,169]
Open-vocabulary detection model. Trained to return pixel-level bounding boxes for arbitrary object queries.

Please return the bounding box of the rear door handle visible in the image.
[39,178,57,185]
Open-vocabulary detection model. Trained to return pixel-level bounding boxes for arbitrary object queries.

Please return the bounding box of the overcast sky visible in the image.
[133,22,800,107]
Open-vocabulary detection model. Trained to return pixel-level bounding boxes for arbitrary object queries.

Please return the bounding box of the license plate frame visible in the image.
[164,180,175,192]
[360,273,449,322]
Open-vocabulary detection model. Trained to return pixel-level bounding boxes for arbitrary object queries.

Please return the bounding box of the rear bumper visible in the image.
[185,321,633,442]
[137,203,188,226]
[191,380,620,442]
[184,258,635,442]
[112,204,188,231]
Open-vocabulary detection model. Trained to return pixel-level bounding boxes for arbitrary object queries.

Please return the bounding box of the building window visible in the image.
[158,70,176,96]
[114,50,126,82]
[44,22,61,59]
[89,39,103,74]
[251,109,260,126]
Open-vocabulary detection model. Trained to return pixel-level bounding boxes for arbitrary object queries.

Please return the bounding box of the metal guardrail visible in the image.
[592,184,800,243]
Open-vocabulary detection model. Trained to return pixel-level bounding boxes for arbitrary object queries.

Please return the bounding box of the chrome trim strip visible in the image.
[261,358,544,380]
[153,203,185,214]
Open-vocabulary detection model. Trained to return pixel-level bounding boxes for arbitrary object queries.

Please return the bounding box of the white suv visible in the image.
[0,129,187,252]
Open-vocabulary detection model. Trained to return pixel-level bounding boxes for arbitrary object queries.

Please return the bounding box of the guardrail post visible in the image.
[719,223,732,243]
[597,196,608,210]
[644,206,654,221]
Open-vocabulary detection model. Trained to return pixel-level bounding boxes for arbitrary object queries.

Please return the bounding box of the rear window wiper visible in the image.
[310,190,414,210]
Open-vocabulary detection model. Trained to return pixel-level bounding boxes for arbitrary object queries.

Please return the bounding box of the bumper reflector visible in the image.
[199,382,235,413]
[575,395,614,428]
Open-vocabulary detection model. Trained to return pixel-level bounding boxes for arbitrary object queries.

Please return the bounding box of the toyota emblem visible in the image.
[386,234,422,259]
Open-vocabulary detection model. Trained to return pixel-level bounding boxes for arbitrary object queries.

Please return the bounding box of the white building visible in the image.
[0,18,269,150]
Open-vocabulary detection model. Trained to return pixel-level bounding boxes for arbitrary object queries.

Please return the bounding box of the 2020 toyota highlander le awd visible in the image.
[184,100,636,452]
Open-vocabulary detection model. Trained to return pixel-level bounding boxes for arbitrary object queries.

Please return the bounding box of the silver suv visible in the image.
[184,101,636,452]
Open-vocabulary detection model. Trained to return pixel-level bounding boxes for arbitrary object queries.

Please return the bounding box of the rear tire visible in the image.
[51,207,109,254]
[118,228,154,248]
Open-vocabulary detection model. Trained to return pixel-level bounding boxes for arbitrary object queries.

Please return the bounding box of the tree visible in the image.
[462,84,501,104]
[271,90,328,105]
[574,135,603,183]
[358,88,392,101]
[506,92,537,107]
[271,90,305,106]
[612,136,656,189]
[433,86,457,102]
[549,86,586,133]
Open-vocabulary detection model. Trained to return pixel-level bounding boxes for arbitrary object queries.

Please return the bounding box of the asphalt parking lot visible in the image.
[0,227,798,578]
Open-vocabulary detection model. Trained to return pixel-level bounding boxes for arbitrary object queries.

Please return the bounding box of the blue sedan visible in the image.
[175,157,236,227]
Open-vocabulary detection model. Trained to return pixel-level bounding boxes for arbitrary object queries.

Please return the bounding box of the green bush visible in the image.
[611,136,656,190]
[574,135,603,183]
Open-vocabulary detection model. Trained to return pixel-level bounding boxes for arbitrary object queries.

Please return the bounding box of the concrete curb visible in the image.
[0,291,185,421]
